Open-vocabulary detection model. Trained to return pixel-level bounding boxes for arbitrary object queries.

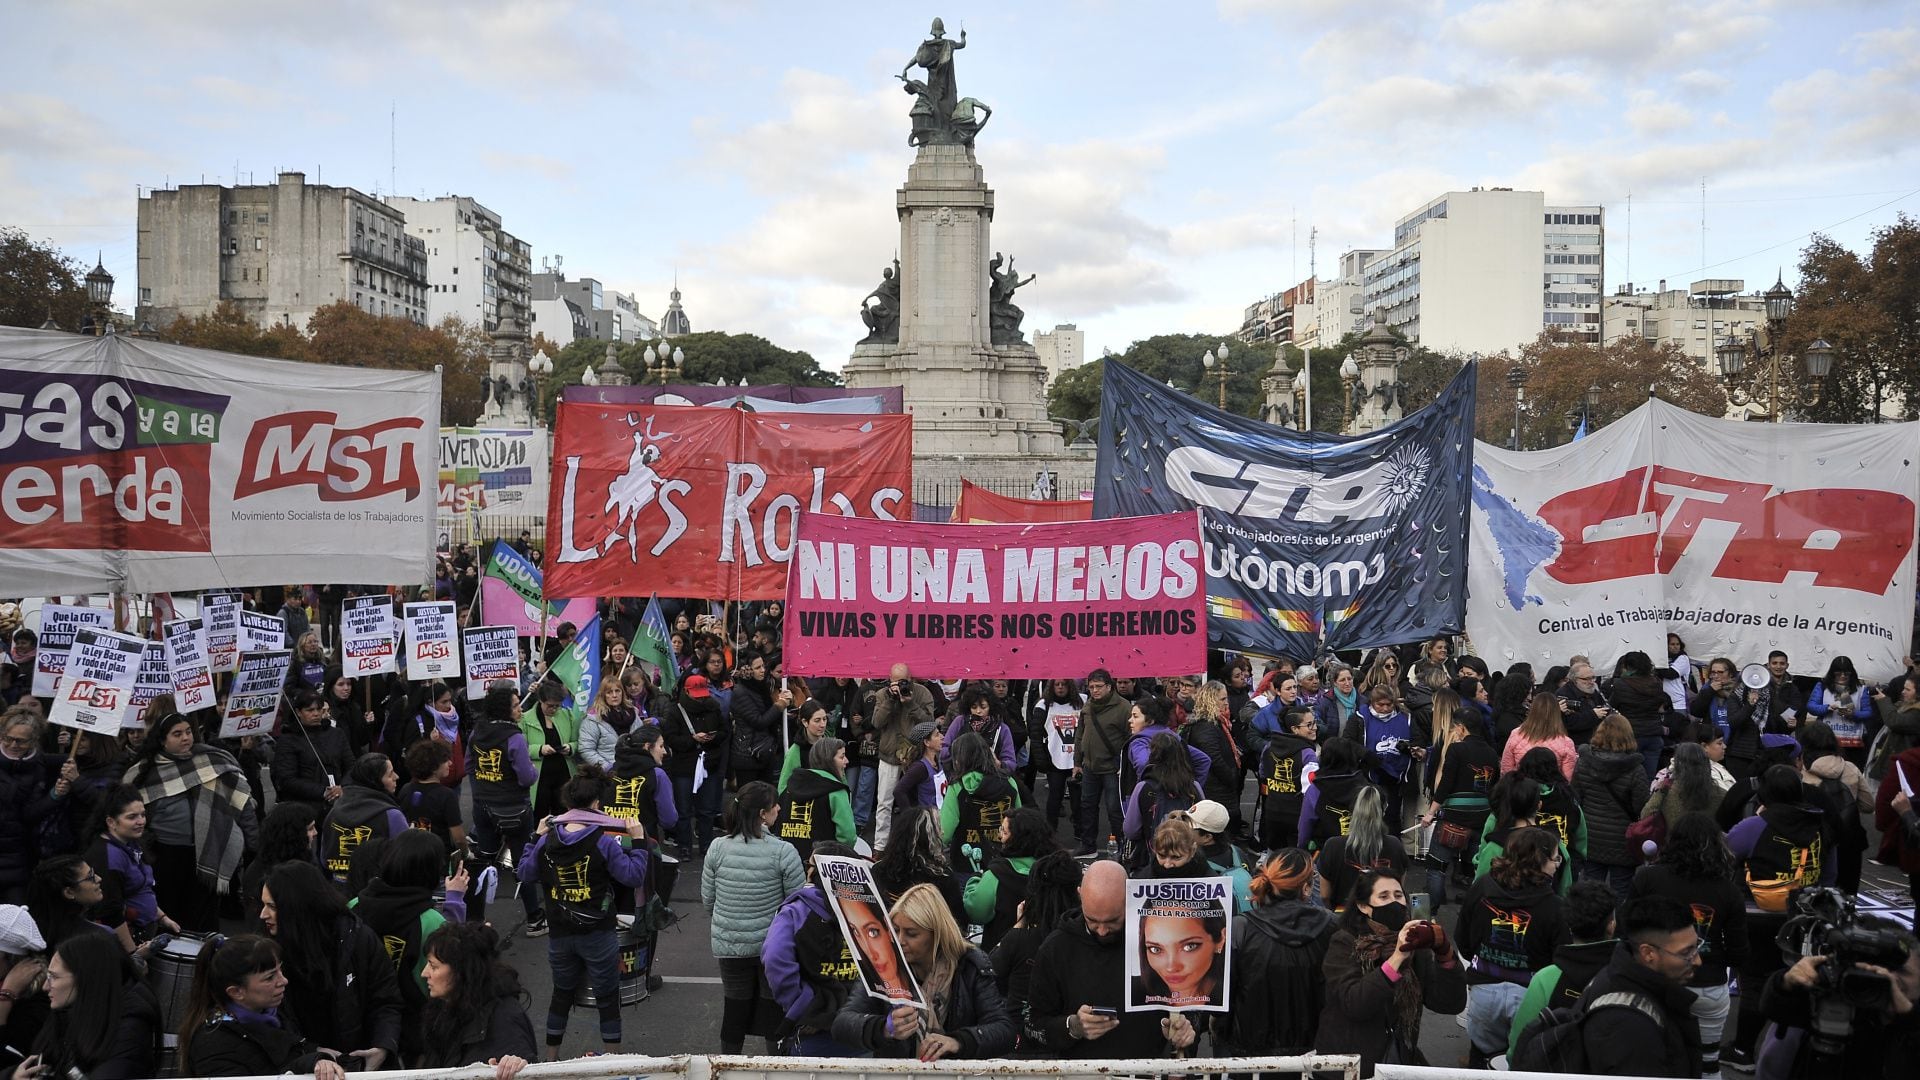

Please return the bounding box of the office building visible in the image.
[1602,279,1767,365]
[1032,323,1085,381]
[385,195,531,330]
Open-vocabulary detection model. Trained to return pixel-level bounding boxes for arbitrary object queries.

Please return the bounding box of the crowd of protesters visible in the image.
[2,567,1918,1078]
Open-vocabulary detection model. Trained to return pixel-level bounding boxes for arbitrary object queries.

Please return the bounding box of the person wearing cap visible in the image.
[891,721,946,819]
[1186,800,1254,914]
[0,903,48,1049]
[665,673,727,857]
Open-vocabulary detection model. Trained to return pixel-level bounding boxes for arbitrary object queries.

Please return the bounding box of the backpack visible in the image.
[1127,781,1197,869]
[1815,776,1867,849]
[1511,990,1666,1073]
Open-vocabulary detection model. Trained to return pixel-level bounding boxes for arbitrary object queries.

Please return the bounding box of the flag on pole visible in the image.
[482,540,566,617]
[630,595,679,697]
[1572,415,1588,441]
[546,613,602,711]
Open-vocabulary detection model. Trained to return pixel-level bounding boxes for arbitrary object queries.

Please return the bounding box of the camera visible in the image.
[1776,887,1914,1062]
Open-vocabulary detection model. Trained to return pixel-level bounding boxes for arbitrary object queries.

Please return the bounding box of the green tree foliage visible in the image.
[1477,332,1725,448]
[1046,333,1275,421]
[0,227,90,330]
[1786,215,1920,422]
[535,329,840,421]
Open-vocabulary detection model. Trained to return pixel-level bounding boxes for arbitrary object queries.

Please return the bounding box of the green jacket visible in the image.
[963,854,1035,924]
[939,770,1024,845]
[521,703,581,811]
[1075,692,1132,774]
[701,834,805,957]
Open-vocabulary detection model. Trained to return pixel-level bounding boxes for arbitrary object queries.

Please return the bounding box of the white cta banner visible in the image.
[1467,399,1920,682]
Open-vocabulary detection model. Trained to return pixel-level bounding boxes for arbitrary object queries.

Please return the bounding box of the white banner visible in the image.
[47,628,148,735]
[0,329,439,595]
[127,641,171,726]
[238,610,286,652]
[1468,400,1920,682]
[403,601,459,680]
[202,591,241,673]
[163,617,216,713]
[438,426,549,517]
[461,625,520,699]
[32,604,113,697]
[221,650,292,738]
[341,595,397,677]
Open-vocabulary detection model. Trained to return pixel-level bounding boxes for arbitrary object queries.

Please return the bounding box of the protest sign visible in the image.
[812,853,925,1007]
[783,511,1206,679]
[0,328,439,595]
[201,591,241,673]
[438,426,548,516]
[1467,399,1920,681]
[221,650,292,738]
[1097,359,1478,659]
[1125,876,1232,1012]
[47,628,149,735]
[32,604,113,697]
[163,617,216,713]
[340,595,397,677]
[461,625,520,699]
[238,610,286,652]
[403,601,460,680]
[545,404,913,600]
[126,641,172,726]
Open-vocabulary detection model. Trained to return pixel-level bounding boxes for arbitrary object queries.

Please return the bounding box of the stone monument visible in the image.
[479,313,536,426]
[844,18,1074,493]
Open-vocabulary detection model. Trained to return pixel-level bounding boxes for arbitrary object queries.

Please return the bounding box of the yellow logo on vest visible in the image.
[549,855,594,903]
[818,940,857,982]
[474,748,505,783]
[608,775,646,821]
[381,934,407,972]
[327,823,373,874]
[1264,755,1299,795]
[779,798,816,839]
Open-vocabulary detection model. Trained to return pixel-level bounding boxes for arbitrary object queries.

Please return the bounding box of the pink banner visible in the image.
[480,577,596,637]
[783,511,1206,679]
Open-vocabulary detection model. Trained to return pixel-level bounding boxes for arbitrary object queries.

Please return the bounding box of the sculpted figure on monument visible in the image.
[989,252,1036,345]
[859,259,902,345]
[900,17,969,146]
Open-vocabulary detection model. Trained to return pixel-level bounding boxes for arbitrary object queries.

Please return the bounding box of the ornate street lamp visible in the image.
[1506,363,1530,449]
[1718,277,1826,421]
[1566,383,1600,434]
[81,255,114,336]
[1201,341,1232,410]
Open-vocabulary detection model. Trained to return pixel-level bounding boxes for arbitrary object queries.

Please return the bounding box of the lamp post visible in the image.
[528,350,553,425]
[1200,341,1232,410]
[1565,383,1600,438]
[1506,363,1529,450]
[1339,355,1360,433]
[580,364,600,387]
[1716,275,1828,421]
[645,342,683,385]
[82,255,114,336]
[1293,368,1310,431]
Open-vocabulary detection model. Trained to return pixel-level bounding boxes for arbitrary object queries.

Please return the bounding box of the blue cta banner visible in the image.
[1094,360,1477,659]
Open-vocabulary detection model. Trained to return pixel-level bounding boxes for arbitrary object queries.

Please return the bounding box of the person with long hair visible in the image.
[1472,775,1574,894]
[577,676,640,772]
[1871,672,1920,776]
[521,679,579,820]
[1797,719,1873,893]
[177,935,345,1079]
[1182,681,1242,825]
[1316,786,1409,910]
[467,682,542,932]
[963,807,1060,951]
[727,650,784,791]
[872,806,965,922]
[1255,705,1319,851]
[1502,692,1578,780]
[1641,741,1720,824]
[603,724,677,843]
[12,929,158,1080]
[987,849,1081,1052]
[1573,714,1652,899]
[1316,867,1466,1076]
[261,861,402,1070]
[518,765,648,1060]
[81,784,178,954]
[322,668,379,757]
[940,731,1021,872]
[414,922,534,1077]
[319,752,406,887]
[1298,736,1372,852]
[762,841,863,1057]
[238,802,316,927]
[702,780,804,1054]
[1029,678,1084,831]
[348,830,468,1060]
[773,734,857,867]
[1359,652,1403,708]
[1421,689,1498,903]
[1123,731,1201,870]
[120,711,259,932]
[1316,664,1362,734]
[832,882,1018,1059]
[941,686,1017,773]
[26,855,107,951]
[1488,672,1535,750]
[891,721,946,819]
[1454,827,1567,1066]
[1515,746,1589,859]
[1628,812,1748,1075]
[271,687,353,817]
[1217,848,1334,1057]
[1806,654,1879,768]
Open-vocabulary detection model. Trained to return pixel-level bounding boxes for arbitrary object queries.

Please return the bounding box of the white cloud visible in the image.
[1673,69,1734,98]
[1445,0,1771,72]
[1626,92,1694,138]
[479,151,576,183]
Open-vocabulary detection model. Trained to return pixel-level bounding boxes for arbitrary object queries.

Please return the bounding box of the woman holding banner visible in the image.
[1131,893,1228,1009]
[122,711,258,933]
[832,883,1017,1060]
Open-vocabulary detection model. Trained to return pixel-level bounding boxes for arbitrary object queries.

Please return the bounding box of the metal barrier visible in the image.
[1375,1066,1675,1080]
[214,1052,1362,1080]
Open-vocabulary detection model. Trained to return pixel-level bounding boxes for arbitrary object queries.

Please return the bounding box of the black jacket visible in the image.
[0,751,57,891]
[1183,717,1241,806]
[183,1014,332,1077]
[1555,684,1609,744]
[280,914,404,1060]
[1627,864,1749,985]
[1606,676,1674,742]
[1759,965,1920,1079]
[414,994,538,1069]
[1689,687,1759,775]
[664,692,726,778]
[1572,745,1651,866]
[833,947,1017,1058]
[1221,899,1334,1054]
[1577,944,1702,1078]
[1025,910,1177,1058]
[1455,874,1567,984]
[728,680,780,769]
[271,720,353,810]
[25,979,159,1080]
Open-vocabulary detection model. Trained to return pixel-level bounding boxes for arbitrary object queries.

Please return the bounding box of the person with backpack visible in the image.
[466,684,542,933]
[1514,895,1704,1076]
[1515,745,1591,863]
[1455,827,1570,1067]
[1121,731,1201,871]
[1120,695,1211,799]
[940,731,1022,875]
[1254,705,1319,853]
[774,737,858,867]
[1796,719,1873,892]
[603,725,678,846]
[1626,811,1748,1076]
[1729,764,1836,911]
[1297,737,1372,852]
[1505,881,1620,1062]
[319,753,408,888]
[516,765,649,1060]
[349,829,468,1063]
[1214,848,1332,1059]
[762,841,863,1057]
[1187,800,1256,914]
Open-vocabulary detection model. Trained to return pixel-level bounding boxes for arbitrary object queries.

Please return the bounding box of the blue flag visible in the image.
[1094,359,1477,658]
[631,595,679,697]
[547,613,602,711]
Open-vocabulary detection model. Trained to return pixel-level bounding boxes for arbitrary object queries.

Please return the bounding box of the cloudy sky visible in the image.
[5,1,1916,367]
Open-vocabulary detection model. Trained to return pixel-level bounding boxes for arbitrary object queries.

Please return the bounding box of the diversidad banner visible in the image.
[544,403,913,600]
[1095,359,1477,658]
[438,426,548,516]
[1467,398,1920,682]
[0,328,440,595]
[782,511,1206,679]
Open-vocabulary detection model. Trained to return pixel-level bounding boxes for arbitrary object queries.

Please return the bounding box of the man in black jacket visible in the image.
[272,689,353,816]
[1576,895,1704,1077]
[1024,860,1196,1058]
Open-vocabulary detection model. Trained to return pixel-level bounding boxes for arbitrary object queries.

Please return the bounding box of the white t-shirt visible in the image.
[1043,702,1080,770]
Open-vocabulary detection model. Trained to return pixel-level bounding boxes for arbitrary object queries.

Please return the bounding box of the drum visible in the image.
[149,933,209,1077]
[574,921,648,1008]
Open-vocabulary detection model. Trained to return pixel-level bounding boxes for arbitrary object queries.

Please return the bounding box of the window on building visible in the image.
[225,238,239,255]
[256,214,269,224]
[254,237,263,251]
[140,287,151,302]
[228,210,238,225]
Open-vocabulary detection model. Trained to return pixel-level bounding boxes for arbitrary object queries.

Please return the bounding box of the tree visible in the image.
[0,227,89,330]
[1046,333,1276,421]
[1483,332,1725,448]
[163,302,311,359]
[537,329,841,420]
[1787,216,1920,422]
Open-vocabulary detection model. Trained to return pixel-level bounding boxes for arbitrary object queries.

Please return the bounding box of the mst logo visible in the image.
[236,412,424,501]
[1540,465,1914,595]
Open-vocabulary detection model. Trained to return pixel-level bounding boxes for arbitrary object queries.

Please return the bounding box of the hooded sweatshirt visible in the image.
[940,769,1020,870]
[1224,899,1335,1054]
[763,883,859,1034]
[774,768,856,864]
[515,811,649,934]
[320,782,407,884]
[1455,873,1567,984]
[963,854,1035,949]
[350,877,459,1008]
[1506,937,1619,1059]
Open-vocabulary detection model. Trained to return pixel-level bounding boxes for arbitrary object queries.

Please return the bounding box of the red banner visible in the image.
[544,404,913,600]
[951,479,1094,524]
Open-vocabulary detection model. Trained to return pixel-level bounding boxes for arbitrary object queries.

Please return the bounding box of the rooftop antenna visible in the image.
[1309,226,1318,281]
[1625,190,1632,290]
[390,101,396,198]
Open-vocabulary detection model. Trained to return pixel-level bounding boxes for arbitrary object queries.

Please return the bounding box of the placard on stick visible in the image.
[461,625,520,700]
[1124,876,1232,1012]
[403,601,460,680]
[163,617,216,713]
[341,595,397,677]
[46,628,148,736]
[220,650,292,738]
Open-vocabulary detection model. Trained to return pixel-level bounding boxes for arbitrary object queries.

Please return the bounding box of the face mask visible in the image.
[1368,901,1409,931]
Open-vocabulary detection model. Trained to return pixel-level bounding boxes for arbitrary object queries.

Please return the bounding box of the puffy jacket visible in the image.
[1606,676,1674,742]
[280,914,404,1061]
[270,719,353,810]
[728,680,781,770]
[833,947,1016,1058]
[701,833,804,957]
[183,1013,332,1077]
[1075,692,1132,775]
[577,705,639,770]
[1573,745,1651,867]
